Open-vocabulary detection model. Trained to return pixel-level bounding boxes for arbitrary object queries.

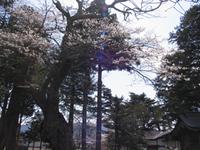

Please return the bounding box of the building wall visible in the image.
[146,138,180,150]
[181,132,200,150]
[18,138,51,150]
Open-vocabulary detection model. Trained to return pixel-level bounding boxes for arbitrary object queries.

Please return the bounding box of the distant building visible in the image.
[170,112,200,150]
[18,122,108,150]
[17,139,50,150]
[73,122,109,149]
[17,125,50,150]
[144,112,200,150]
[144,129,180,150]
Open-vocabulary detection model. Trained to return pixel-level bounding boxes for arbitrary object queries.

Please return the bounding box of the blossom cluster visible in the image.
[0,30,50,62]
[63,17,129,47]
[0,5,51,64]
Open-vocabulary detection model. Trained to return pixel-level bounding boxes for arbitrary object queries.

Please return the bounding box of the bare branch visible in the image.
[52,0,71,20]
[76,0,83,14]
[71,13,101,21]
[109,0,128,7]
[41,0,52,28]
[108,0,165,18]
[48,36,61,48]
[113,5,132,20]
[131,66,155,85]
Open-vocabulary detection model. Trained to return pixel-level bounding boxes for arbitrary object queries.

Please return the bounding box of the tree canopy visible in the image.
[1,0,200,150]
[155,4,200,117]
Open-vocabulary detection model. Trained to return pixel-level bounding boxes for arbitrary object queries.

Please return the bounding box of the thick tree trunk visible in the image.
[40,86,71,150]
[34,46,89,150]
[16,114,23,144]
[1,91,9,119]
[0,87,21,150]
[81,88,88,150]
[0,119,6,149]
[96,64,102,150]
[114,100,120,150]
[114,120,119,150]
[0,83,11,149]
[0,82,11,119]
[32,141,35,150]
[5,115,19,150]
[43,111,71,150]
[39,139,42,150]
[68,87,75,150]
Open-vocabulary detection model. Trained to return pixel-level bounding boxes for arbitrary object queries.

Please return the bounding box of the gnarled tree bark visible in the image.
[34,59,72,150]
[0,86,23,150]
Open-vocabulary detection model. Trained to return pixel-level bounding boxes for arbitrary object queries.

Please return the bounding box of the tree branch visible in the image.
[71,13,101,21]
[52,0,71,20]
[108,0,165,18]
[131,66,155,85]
[109,0,128,8]
[76,0,83,14]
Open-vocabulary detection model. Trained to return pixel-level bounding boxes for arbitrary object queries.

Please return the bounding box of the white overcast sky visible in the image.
[103,1,193,99]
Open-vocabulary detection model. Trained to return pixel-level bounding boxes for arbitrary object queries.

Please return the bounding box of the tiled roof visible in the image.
[144,129,172,140]
[180,112,200,129]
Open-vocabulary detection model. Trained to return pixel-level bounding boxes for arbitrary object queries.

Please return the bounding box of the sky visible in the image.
[102,1,193,99]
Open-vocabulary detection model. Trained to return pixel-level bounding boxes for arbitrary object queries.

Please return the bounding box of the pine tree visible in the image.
[155,5,200,118]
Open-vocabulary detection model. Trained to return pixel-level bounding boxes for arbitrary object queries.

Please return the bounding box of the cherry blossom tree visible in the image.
[0,0,199,150]
[0,5,51,150]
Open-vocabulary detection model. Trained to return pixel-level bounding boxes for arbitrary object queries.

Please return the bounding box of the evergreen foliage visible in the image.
[155,5,200,118]
[105,93,164,150]
[1,1,199,150]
